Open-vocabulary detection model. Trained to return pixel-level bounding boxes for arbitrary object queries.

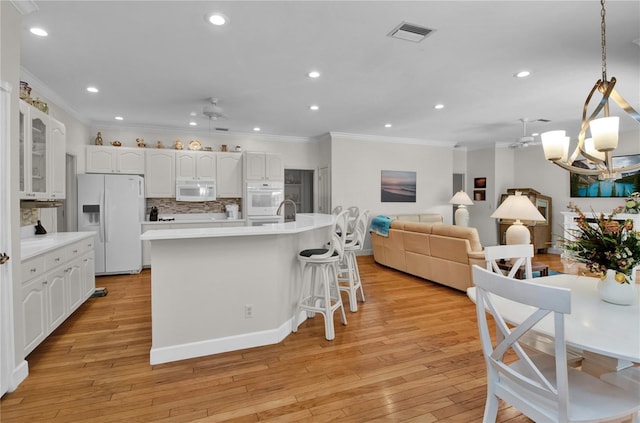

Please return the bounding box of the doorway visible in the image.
[284,169,314,213]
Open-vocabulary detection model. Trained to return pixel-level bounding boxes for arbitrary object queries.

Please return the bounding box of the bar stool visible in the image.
[338,209,368,312]
[346,206,359,234]
[293,210,349,340]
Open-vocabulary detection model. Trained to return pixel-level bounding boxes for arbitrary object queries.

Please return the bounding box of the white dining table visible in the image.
[467,273,640,366]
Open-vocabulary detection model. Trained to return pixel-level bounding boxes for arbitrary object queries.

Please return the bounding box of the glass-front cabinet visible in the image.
[19,100,65,200]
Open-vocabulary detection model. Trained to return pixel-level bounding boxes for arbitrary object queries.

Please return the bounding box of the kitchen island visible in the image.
[140,213,335,364]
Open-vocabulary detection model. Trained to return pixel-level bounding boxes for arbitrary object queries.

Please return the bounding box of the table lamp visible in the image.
[490,191,545,244]
[449,190,474,227]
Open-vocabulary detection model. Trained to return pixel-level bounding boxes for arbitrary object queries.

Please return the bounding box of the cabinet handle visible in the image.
[65,268,70,273]
[30,268,37,273]
[73,250,78,254]
[55,257,60,262]
[42,280,48,285]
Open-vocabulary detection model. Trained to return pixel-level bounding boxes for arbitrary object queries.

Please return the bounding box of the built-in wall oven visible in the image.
[245,181,284,216]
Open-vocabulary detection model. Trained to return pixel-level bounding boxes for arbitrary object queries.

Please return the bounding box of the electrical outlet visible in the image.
[244,304,254,318]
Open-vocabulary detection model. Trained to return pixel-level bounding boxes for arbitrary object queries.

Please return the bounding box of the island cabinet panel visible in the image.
[216,153,242,197]
[21,235,95,357]
[86,146,145,174]
[142,214,335,364]
[175,151,216,180]
[145,149,176,197]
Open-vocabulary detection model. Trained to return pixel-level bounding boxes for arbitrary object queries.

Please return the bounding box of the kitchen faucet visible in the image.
[276,199,297,222]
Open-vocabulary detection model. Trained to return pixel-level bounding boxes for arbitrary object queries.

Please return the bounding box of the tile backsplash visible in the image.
[20,208,39,227]
[146,198,242,216]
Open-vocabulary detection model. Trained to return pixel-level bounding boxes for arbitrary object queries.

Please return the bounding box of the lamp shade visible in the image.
[449,191,474,206]
[490,191,545,222]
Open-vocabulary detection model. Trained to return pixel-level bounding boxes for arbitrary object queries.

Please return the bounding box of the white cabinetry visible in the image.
[176,151,216,180]
[244,152,284,181]
[18,100,66,200]
[86,146,145,175]
[145,149,176,197]
[216,153,242,197]
[21,236,95,357]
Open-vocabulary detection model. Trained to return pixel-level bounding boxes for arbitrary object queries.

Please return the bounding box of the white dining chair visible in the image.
[484,244,534,279]
[484,244,584,367]
[472,265,640,423]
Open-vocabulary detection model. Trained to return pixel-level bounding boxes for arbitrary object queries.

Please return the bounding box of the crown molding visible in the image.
[92,121,314,144]
[10,0,38,15]
[20,67,91,125]
[329,131,455,148]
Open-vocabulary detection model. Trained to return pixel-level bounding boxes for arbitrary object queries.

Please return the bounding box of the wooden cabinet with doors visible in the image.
[244,151,283,181]
[497,188,552,253]
[175,151,216,180]
[86,145,145,174]
[18,100,66,200]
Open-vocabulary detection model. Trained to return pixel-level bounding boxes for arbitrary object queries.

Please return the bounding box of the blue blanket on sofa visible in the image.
[369,215,394,237]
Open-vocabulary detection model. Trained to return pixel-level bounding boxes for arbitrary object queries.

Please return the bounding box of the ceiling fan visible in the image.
[202,97,227,120]
[509,118,550,149]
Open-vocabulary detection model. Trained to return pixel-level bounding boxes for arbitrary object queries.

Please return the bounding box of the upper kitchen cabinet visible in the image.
[86,146,145,174]
[175,151,216,180]
[145,149,175,198]
[216,153,242,197]
[19,100,66,200]
[244,152,284,181]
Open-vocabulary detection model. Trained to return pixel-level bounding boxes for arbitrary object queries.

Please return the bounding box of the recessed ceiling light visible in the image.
[29,27,48,37]
[86,86,99,93]
[308,71,320,78]
[253,127,261,132]
[514,70,531,78]
[309,105,319,111]
[189,121,197,126]
[207,13,228,26]
[384,123,392,128]
[434,104,444,110]
[114,116,123,121]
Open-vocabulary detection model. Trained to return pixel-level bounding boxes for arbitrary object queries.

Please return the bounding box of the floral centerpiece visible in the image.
[563,207,640,284]
[614,192,640,214]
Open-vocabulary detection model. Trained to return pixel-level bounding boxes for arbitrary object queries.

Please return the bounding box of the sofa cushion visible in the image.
[431,223,483,252]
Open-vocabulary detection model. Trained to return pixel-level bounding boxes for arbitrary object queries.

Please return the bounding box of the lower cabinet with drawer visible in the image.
[21,236,95,357]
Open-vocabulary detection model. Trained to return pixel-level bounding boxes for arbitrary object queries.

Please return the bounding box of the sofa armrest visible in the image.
[468,251,485,261]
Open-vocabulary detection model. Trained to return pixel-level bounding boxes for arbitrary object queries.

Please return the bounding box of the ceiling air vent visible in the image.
[215,127,229,132]
[388,22,434,43]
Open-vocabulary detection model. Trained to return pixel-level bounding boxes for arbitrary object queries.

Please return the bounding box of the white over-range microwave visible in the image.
[176,179,216,202]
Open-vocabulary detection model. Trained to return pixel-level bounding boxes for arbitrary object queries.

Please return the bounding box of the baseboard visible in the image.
[10,360,28,392]
[150,318,296,365]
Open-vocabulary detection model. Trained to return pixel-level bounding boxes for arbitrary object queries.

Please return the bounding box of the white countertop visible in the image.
[21,232,95,261]
[143,212,244,225]
[141,213,334,241]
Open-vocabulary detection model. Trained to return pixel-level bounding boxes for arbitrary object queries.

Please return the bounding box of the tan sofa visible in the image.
[371,218,485,291]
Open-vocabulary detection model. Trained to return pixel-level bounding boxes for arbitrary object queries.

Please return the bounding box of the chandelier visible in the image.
[541,0,640,181]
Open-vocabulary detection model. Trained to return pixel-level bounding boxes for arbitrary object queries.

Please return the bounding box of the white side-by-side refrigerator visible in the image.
[77,174,144,275]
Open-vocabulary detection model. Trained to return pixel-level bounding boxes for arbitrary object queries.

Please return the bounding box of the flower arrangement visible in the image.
[614,192,640,214]
[563,207,640,283]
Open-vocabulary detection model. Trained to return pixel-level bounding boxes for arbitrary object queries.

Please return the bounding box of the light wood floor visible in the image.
[1,254,571,422]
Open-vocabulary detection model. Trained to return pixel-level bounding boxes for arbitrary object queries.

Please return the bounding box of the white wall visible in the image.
[467,147,499,245]
[330,133,454,223]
